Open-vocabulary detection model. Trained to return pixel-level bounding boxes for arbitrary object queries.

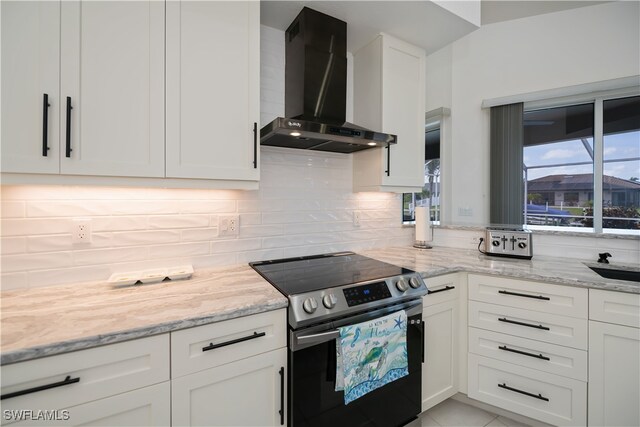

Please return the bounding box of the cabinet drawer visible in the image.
[469,301,587,350]
[8,382,171,426]
[468,274,587,318]
[468,328,587,381]
[0,334,169,419]
[589,289,640,327]
[423,274,459,307]
[468,354,586,426]
[171,309,286,378]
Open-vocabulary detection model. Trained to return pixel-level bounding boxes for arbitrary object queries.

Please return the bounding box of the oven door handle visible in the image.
[296,329,341,346]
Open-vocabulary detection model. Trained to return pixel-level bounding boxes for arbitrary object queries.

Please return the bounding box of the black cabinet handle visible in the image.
[42,93,50,156]
[253,122,257,169]
[499,290,550,301]
[1,376,80,400]
[429,285,455,295]
[498,317,550,331]
[385,144,390,176]
[202,331,266,352]
[65,96,73,157]
[498,383,549,402]
[421,320,425,363]
[278,366,285,425]
[498,345,550,361]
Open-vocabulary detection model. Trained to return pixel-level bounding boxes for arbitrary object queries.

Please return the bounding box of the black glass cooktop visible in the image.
[249,252,412,296]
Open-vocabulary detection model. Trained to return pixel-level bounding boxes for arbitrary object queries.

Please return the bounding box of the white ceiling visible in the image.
[260,1,479,54]
[261,1,611,55]
[481,0,611,25]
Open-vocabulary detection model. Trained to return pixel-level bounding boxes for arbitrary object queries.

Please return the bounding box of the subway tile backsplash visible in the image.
[0,147,413,290]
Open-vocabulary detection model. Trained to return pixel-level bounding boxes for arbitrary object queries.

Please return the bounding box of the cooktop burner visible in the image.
[250,252,427,329]
[250,252,412,296]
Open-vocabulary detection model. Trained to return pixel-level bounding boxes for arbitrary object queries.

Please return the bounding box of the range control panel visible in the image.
[289,273,427,329]
[485,228,533,259]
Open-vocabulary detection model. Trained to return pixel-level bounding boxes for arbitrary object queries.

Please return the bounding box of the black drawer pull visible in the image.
[1,376,80,400]
[429,285,455,295]
[65,96,73,157]
[278,366,285,425]
[42,93,50,156]
[498,382,549,402]
[202,331,266,352]
[498,317,550,331]
[499,290,550,300]
[253,122,258,169]
[499,345,550,361]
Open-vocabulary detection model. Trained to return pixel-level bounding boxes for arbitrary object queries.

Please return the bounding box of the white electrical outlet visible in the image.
[353,211,361,227]
[219,215,239,236]
[72,218,92,244]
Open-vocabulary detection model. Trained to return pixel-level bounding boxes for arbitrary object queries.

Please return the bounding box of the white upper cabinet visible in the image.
[353,33,426,192]
[1,1,61,174]
[165,1,260,183]
[60,1,165,177]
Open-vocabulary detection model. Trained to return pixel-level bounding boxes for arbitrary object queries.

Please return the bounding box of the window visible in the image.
[523,95,640,232]
[403,124,441,224]
[523,103,594,227]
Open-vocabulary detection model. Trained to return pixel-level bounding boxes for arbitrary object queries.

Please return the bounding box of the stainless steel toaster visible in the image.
[485,228,533,259]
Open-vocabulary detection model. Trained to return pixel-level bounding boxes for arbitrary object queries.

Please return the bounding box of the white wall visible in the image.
[0,26,412,291]
[427,1,640,225]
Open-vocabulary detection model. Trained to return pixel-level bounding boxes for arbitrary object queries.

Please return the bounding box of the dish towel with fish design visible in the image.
[335,310,408,404]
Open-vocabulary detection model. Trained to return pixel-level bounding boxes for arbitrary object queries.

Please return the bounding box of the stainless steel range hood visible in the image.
[260,7,397,154]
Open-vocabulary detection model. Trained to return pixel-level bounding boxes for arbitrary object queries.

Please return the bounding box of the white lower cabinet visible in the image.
[0,334,170,426]
[466,274,588,426]
[422,274,460,411]
[170,309,287,426]
[171,348,286,427]
[468,354,587,426]
[588,289,640,427]
[8,382,171,427]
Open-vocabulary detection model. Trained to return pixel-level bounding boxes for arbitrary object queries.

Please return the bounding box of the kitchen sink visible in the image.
[588,266,640,283]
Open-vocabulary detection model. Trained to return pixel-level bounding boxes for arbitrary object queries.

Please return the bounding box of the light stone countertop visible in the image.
[0,264,287,365]
[361,246,640,294]
[2,245,638,365]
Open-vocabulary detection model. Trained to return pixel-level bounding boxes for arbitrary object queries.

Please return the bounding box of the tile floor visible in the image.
[408,398,530,427]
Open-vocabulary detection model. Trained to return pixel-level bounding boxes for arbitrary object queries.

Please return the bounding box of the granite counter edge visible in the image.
[1,299,288,366]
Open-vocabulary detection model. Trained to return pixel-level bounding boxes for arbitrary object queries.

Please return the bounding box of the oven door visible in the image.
[289,300,423,427]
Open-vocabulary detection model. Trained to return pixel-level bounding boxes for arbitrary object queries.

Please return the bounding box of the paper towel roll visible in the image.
[414,206,432,248]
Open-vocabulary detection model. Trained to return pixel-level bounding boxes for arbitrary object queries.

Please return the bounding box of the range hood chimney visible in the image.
[260,7,396,154]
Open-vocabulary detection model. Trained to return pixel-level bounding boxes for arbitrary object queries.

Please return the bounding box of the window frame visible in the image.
[523,87,640,234]
[402,108,448,225]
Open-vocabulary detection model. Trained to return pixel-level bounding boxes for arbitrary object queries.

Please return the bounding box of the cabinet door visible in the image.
[166,1,260,181]
[422,298,459,411]
[172,348,286,426]
[589,321,640,427]
[1,1,60,174]
[381,35,426,189]
[59,1,164,177]
[9,382,171,427]
[353,34,425,192]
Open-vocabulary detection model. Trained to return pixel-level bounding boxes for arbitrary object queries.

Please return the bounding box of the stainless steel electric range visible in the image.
[250,252,428,427]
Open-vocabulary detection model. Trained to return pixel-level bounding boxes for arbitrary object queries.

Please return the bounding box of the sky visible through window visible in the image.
[524,131,639,181]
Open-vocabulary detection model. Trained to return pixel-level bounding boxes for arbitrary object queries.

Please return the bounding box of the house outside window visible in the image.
[523,95,640,232]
